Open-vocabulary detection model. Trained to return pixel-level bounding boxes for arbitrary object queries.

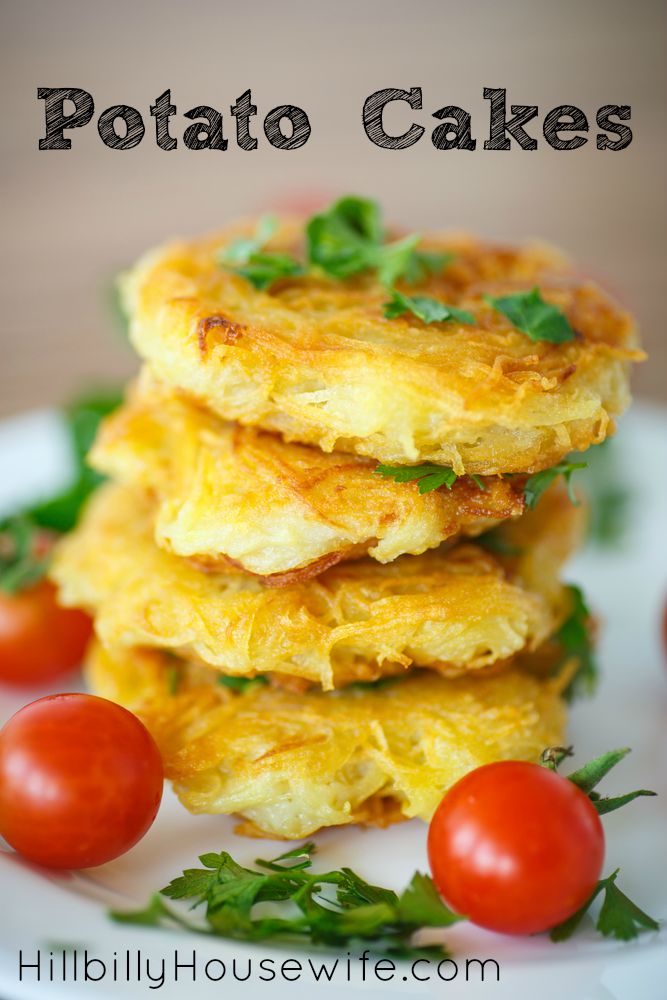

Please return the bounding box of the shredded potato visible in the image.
[123,219,642,474]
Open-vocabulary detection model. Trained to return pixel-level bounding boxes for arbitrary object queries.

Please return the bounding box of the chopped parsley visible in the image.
[555,584,598,701]
[374,462,458,494]
[0,390,122,593]
[485,287,575,343]
[306,196,437,287]
[383,290,476,325]
[218,199,583,356]
[577,440,632,548]
[523,460,586,510]
[219,215,304,290]
[0,516,50,594]
[217,674,269,693]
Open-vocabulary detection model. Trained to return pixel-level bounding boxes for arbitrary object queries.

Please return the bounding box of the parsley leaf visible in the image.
[0,390,122,592]
[374,462,458,494]
[551,870,659,942]
[485,287,575,343]
[554,584,598,701]
[236,253,304,290]
[219,215,304,290]
[0,516,50,594]
[401,250,455,285]
[217,674,269,693]
[28,390,123,533]
[577,440,632,549]
[223,215,279,263]
[596,872,660,940]
[306,196,452,287]
[112,753,657,951]
[475,529,524,557]
[383,290,476,325]
[111,842,461,957]
[523,460,586,510]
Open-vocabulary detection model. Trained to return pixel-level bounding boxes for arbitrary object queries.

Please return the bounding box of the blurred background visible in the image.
[1,0,665,416]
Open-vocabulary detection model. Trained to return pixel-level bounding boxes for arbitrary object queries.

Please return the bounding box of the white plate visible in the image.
[0,405,666,1000]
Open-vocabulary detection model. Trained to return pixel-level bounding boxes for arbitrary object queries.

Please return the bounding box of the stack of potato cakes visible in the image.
[52,206,641,839]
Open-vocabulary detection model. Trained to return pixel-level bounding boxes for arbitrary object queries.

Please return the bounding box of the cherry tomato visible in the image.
[427,760,604,935]
[0,694,163,868]
[0,579,92,687]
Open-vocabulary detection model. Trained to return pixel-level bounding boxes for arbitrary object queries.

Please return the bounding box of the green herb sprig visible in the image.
[485,287,575,343]
[374,462,458,494]
[219,215,304,290]
[220,197,454,294]
[524,460,586,510]
[219,198,581,349]
[306,196,451,287]
[554,584,598,701]
[217,674,269,693]
[551,870,659,942]
[112,842,460,958]
[541,747,658,941]
[112,746,657,951]
[0,390,122,593]
[383,290,475,326]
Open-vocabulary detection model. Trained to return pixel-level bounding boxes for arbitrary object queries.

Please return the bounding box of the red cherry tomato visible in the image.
[0,579,92,687]
[0,694,163,868]
[428,760,604,935]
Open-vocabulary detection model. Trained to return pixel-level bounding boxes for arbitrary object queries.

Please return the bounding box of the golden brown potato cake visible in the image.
[87,642,567,839]
[90,374,525,582]
[123,218,642,475]
[51,482,583,690]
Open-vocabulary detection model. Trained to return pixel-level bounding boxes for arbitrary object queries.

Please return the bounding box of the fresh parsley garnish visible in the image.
[475,529,524,557]
[220,197,455,292]
[485,287,575,343]
[0,516,50,594]
[112,747,657,951]
[577,440,632,548]
[524,460,586,510]
[541,747,659,941]
[383,290,476,325]
[551,870,659,942]
[111,842,460,957]
[374,463,458,494]
[217,674,269,693]
[223,215,279,263]
[554,584,598,701]
[236,253,304,290]
[402,249,455,285]
[219,215,304,290]
[0,390,122,592]
[306,196,451,287]
[29,390,123,533]
[375,459,585,506]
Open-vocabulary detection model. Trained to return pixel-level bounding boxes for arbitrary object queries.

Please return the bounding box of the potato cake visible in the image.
[86,642,567,839]
[90,374,525,582]
[51,482,583,690]
[123,217,641,474]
